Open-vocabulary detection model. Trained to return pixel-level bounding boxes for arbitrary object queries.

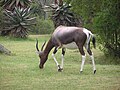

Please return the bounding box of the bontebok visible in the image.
[36,25,96,74]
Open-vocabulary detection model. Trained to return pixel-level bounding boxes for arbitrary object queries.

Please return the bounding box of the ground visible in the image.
[0,35,120,90]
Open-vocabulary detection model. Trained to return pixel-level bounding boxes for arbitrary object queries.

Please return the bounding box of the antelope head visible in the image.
[36,39,47,69]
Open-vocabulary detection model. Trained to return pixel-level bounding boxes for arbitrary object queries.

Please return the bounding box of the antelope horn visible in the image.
[36,39,39,51]
[41,41,46,51]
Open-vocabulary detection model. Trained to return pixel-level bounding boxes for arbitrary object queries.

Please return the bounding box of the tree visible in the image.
[0,0,35,38]
[67,0,120,58]
[3,7,36,38]
[67,0,101,29]
[1,0,31,11]
[31,0,44,18]
[93,0,120,57]
[47,0,83,28]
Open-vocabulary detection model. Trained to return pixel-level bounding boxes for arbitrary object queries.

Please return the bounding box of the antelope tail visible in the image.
[92,35,96,49]
[88,31,96,49]
[83,28,96,49]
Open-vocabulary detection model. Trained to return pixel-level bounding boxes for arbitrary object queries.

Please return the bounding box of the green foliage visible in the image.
[31,0,44,18]
[66,0,120,58]
[3,7,36,38]
[0,0,36,38]
[69,0,101,29]
[31,17,54,34]
[52,2,82,28]
[93,0,120,57]
[0,0,31,11]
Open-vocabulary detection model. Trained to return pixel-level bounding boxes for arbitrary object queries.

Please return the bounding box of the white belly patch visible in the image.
[63,42,78,49]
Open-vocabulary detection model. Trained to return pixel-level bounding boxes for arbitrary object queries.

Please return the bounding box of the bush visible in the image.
[93,0,120,58]
[31,17,54,34]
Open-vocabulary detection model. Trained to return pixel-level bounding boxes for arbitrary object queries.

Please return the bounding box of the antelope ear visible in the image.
[36,51,43,55]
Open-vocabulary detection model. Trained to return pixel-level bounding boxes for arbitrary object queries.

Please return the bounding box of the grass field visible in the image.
[0,35,120,90]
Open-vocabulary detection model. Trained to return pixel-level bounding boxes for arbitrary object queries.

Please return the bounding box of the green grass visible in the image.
[0,35,120,90]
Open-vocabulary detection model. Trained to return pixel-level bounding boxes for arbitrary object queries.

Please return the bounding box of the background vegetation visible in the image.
[1,0,120,57]
[65,0,120,58]
[31,17,54,34]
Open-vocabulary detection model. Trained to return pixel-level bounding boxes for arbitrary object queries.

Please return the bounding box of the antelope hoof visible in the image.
[58,68,63,72]
[80,71,83,74]
[58,65,62,72]
[94,70,96,74]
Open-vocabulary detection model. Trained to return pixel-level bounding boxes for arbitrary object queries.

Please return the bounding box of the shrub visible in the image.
[2,7,36,38]
[31,17,54,34]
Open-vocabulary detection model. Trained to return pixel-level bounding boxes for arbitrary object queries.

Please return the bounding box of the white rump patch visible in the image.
[83,28,93,50]
[83,28,92,38]
[63,42,78,49]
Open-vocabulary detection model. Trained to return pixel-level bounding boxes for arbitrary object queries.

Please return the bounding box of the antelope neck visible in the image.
[44,38,54,56]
